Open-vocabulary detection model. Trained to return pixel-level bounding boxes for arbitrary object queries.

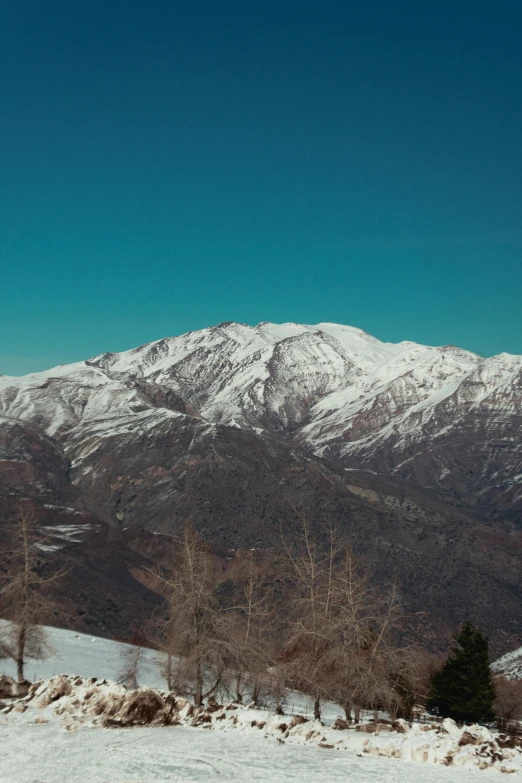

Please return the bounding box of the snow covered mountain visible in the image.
[1,321,522,652]
[1,321,520,524]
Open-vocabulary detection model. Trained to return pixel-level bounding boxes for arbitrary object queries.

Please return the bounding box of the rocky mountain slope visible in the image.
[92,321,520,526]
[3,320,519,522]
[0,321,521,651]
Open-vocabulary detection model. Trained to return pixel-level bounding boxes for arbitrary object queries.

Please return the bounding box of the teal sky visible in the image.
[1,0,522,375]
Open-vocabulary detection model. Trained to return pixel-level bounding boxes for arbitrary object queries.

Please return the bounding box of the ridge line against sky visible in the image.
[2,319,522,379]
[1,0,521,374]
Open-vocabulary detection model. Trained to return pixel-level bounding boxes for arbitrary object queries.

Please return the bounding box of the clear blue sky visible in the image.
[1,0,521,374]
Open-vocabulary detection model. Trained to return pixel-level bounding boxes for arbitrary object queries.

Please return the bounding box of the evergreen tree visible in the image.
[429,621,496,723]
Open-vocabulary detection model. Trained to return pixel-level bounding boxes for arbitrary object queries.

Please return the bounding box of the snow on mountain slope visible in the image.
[86,321,400,430]
[0,321,496,439]
[298,344,481,447]
[303,348,522,464]
[0,364,149,437]
[0,321,520,522]
[492,645,522,680]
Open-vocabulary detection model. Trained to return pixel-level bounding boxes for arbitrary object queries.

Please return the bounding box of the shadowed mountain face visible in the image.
[0,321,521,653]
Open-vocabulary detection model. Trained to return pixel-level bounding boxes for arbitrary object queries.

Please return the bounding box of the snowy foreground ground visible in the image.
[1,625,519,783]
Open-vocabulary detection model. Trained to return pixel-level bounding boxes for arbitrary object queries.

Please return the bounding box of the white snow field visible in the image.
[1,718,507,783]
[1,624,520,782]
[0,621,164,688]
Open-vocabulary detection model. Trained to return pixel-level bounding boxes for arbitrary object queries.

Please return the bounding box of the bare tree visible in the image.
[154,524,229,705]
[150,513,419,720]
[0,500,68,683]
[494,677,522,733]
[226,552,276,704]
[329,546,380,721]
[334,554,405,720]
[281,515,413,722]
[281,517,343,720]
[328,544,425,724]
[117,631,147,690]
[386,646,435,720]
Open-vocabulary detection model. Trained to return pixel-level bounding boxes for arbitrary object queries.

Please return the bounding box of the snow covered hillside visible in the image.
[2,626,521,782]
[0,621,163,687]
[492,646,522,680]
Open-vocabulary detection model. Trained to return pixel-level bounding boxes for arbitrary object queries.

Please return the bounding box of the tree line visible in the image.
[152,517,430,721]
[1,501,519,729]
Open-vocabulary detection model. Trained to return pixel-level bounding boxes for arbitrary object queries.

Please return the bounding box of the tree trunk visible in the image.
[16,625,26,683]
[16,656,24,683]
[314,696,321,721]
[195,663,203,707]
[235,671,242,703]
[166,653,173,692]
[203,677,221,702]
[354,706,361,724]
[344,702,352,722]
[252,680,260,706]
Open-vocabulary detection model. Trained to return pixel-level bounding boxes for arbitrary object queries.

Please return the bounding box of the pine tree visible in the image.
[429,621,496,723]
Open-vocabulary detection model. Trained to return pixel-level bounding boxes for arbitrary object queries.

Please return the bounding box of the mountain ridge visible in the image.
[1,320,521,651]
[1,320,519,525]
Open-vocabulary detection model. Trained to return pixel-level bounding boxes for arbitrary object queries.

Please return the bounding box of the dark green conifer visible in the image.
[429,621,496,723]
